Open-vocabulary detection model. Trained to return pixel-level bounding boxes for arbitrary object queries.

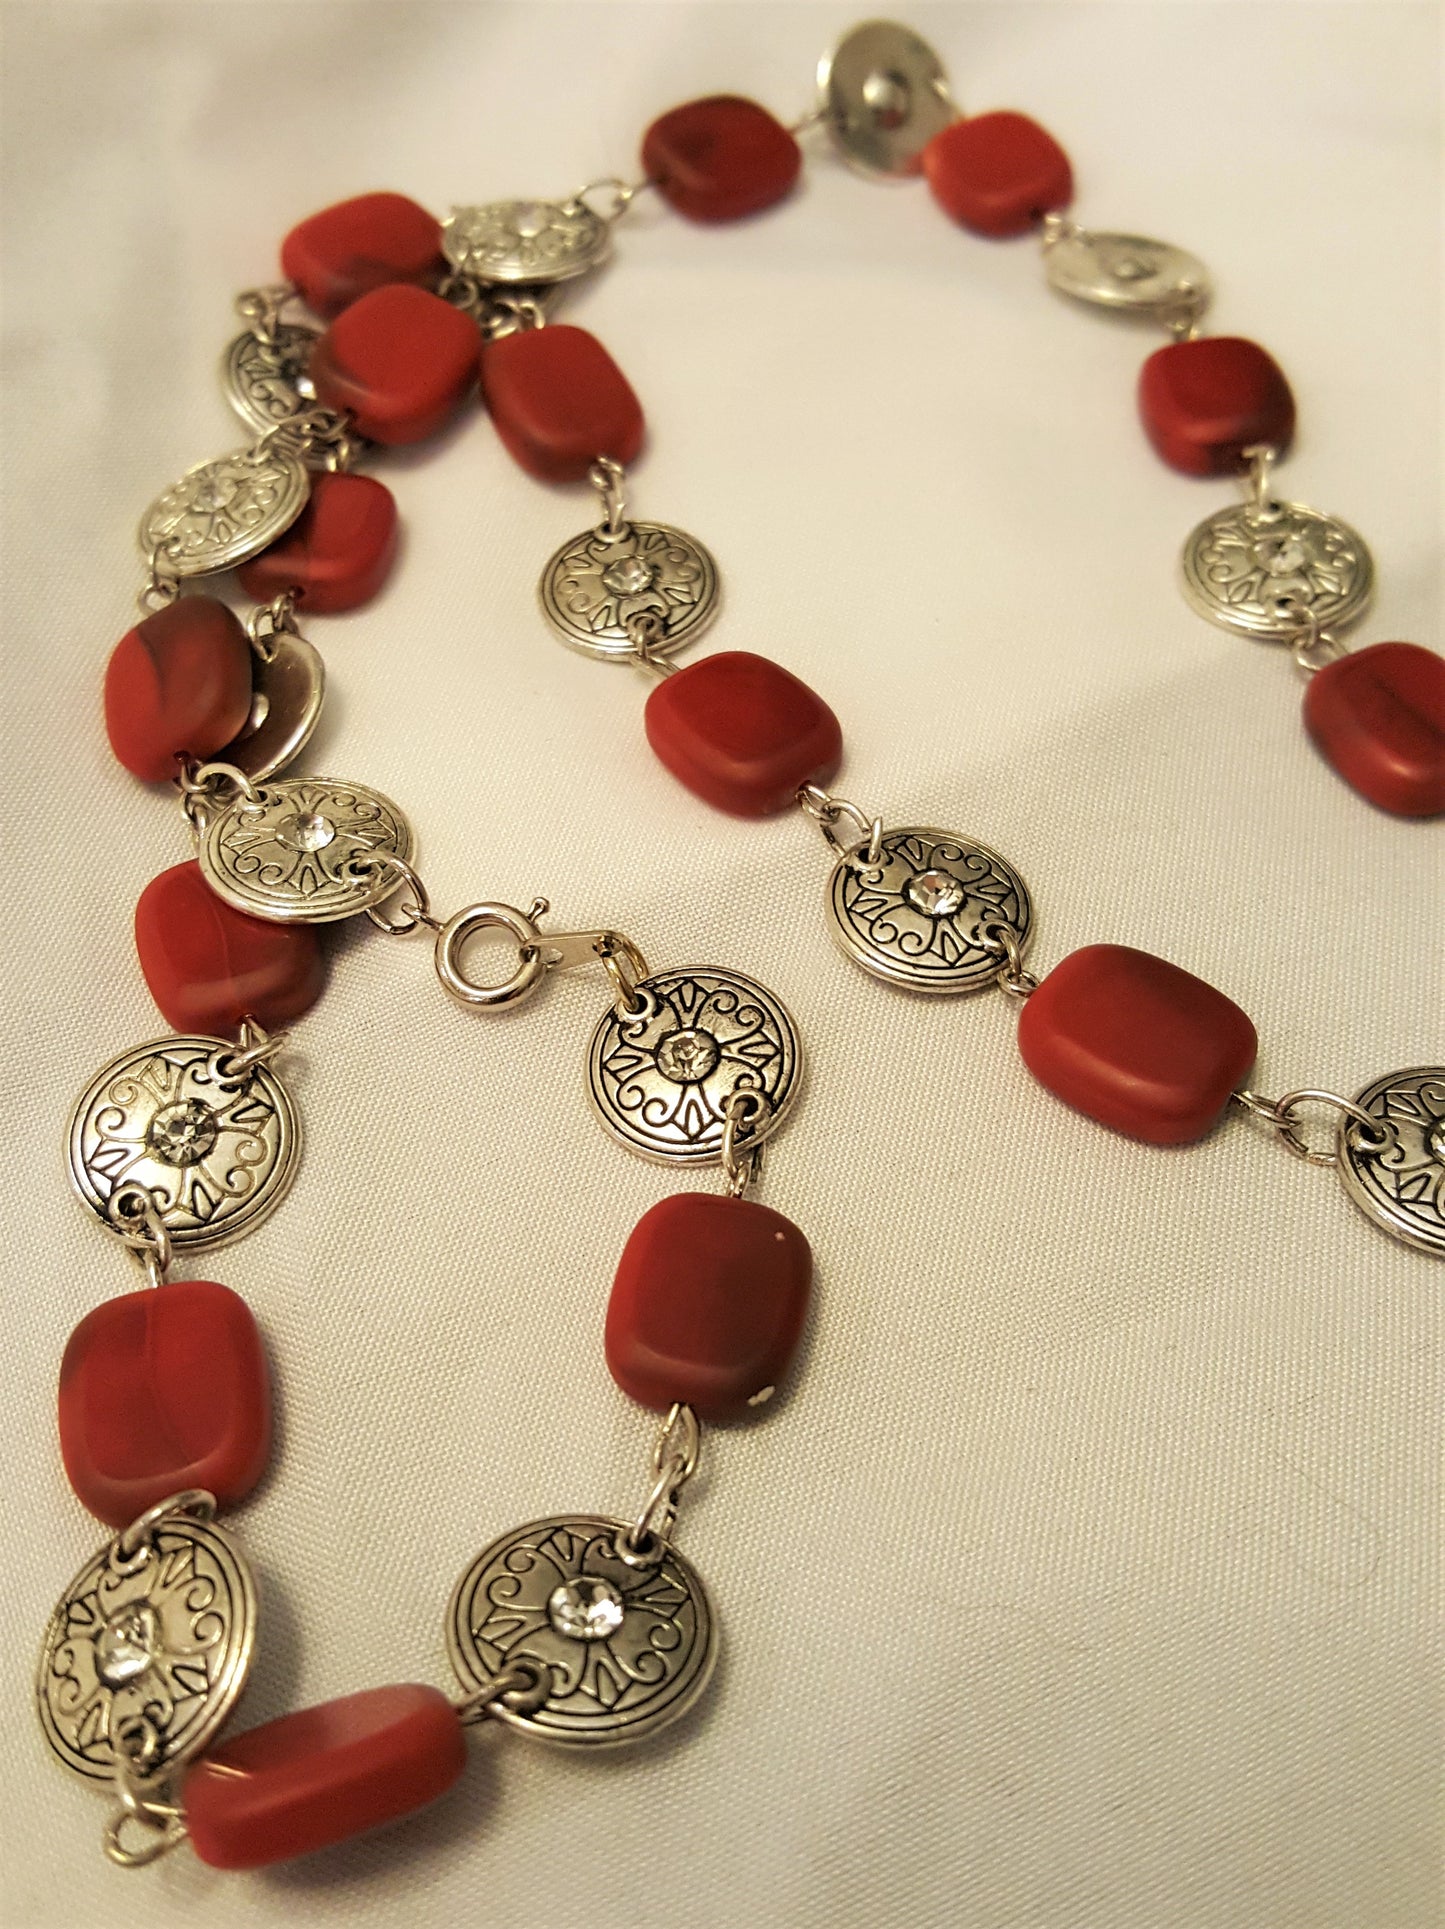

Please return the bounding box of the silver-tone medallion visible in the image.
[447,1515,716,1748]
[827,827,1032,994]
[539,520,720,661]
[817,20,957,177]
[222,325,319,436]
[1337,1068,1445,1257]
[38,1509,256,1783]
[1045,229,1211,318]
[198,777,413,923]
[1181,501,1374,641]
[220,631,326,782]
[138,446,310,577]
[442,200,610,285]
[588,967,801,1164]
[68,1035,299,1250]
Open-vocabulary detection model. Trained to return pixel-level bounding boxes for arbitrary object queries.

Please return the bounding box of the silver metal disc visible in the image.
[588,966,801,1165]
[1337,1068,1445,1256]
[827,827,1032,994]
[817,20,957,177]
[442,200,610,284]
[222,325,320,437]
[1181,500,1374,641]
[539,520,720,661]
[199,776,413,923]
[220,631,326,783]
[138,446,311,577]
[68,1034,300,1250]
[447,1516,716,1749]
[1045,229,1211,317]
[38,1512,255,1783]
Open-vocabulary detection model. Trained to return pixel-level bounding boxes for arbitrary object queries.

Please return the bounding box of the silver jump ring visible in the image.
[362,856,437,935]
[115,1490,216,1564]
[1272,1088,1391,1168]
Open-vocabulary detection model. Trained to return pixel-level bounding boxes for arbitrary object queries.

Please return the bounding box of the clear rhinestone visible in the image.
[95,1604,160,1688]
[655,1028,721,1084]
[274,810,336,853]
[548,1577,625,1643]
[903,869,967,918]
[146,1098,219,1167]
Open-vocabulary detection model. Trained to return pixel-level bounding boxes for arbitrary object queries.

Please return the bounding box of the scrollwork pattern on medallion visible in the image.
[539,521,719,659]
[138,447,310,576]
[223,325,320,434]
[829,828,1032,993]
[1181,502,1373,639]
[1339,1068,1445,1256]
[442,201,609,283]
[199,778,413,923]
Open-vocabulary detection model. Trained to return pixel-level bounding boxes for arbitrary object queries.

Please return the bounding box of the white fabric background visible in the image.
[1,4,1440,1925]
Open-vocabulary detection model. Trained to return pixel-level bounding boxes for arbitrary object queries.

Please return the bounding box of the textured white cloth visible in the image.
[1,4,1441,1925]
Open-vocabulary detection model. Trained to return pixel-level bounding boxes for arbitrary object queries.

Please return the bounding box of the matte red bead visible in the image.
[478,324,643,481]
[642,95,802,222]
[1017,944,1258,1145]
[136,860,327,1035]
[1138,337,1295,476]
[59,1281,270,1529]
[104,597,253,783]
[185,1685,467,1869]
[923,111,1073,237]
[607,1193,813,1421]
[644,651,843,817]
[280,192,444,320]
[309,284,478,445]
[1303,642,1445,817]
[237,472,399,614]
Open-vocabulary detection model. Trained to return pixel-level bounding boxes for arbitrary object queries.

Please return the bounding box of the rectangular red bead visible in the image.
[1138,336,1295,476]
[478,324,643,481]
[923,111,1073,237]
[642,96,801,222]
[1303,641,1445,817]
[309,284,479,445]
[644,650,842,816]
[281,192,444,319]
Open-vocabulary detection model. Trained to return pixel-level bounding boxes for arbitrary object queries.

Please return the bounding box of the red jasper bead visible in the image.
[478,324,643,481]
[923,111,1073,237]
[644,651,842,817]
[309,284,478,445]
[185,1685,467,1869]
[1138,337,1295,476]
[59,1281,270,1529]
[1017,944,1258,1145]
[237,471,399,614]
[280,192,444,320]
[607,1193,813,1421]
[136,860,327,1035]
[642,95,802,222]
[1303,642,1445,817]
[104,597,253,783]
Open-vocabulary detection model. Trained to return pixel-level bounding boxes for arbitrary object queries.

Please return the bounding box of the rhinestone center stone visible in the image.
[903,869,967,918]
[95,1603,161,1688]
[273,810,336,853]
[655,1028,722,1084]
[1428,1117,1445,1163]
[146,1098,220,1167]
[602,555,657,597]
[547,1577,626,1643]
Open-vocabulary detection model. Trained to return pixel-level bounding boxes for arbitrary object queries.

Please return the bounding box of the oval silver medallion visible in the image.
[588,966,801,1164]
[220,630,326,782]
[222,325,319,436]
[817,19,956,177]
[199,777,413,923]
[1337,1067,1445,1257]
[1181,500,1374,640]
[1045,229,1211,318]
[138,446,310,577]
[442,200,610,284]
[447,1515,715,1748]
[68,1034,299,1251]
[827,827,1032,994]
[539,520,719,661]
[38,1510,255,1783]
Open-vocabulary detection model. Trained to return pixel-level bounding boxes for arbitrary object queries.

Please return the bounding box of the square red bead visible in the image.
[309,284,479,445]
[923,111,1073,237]
[1138,337,1295,476]
[479,324,643,481]
[1303,642,1445,817]
[644,650,842,817]
[281,192,444,319]
[642,95,801,222]
[237,471,399,614]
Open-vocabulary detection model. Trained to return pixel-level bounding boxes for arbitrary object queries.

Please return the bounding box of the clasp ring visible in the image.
[434,902,549,1009]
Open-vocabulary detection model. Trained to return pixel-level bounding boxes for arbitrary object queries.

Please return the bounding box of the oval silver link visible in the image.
[246,588,301,666]
[1233,1085,1389,1167]
[796,784,882,862]
[981,921,1040,1002]
[114,1490,217,1565]
[360,855,440,935]
[588,456,628,538]
[621,1403,701,1562]
[106,1185,174,1289]
[567,176,651,223]
[452,1657,552,1726]
[720,1089,767,1198]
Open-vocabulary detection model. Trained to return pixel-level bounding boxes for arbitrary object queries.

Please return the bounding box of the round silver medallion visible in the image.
[1045,229,1211,318]
[1336,1067,1445,1257]
[198,776,413,923]
[219,630,326,782]
[827,827,1032,994]
[68,1035,299,1250]
[222,325,320,436]
[1181,500,1374,641]
[442,200,610,284]
[588,967,801,1164]
[539,520,719,661]
[447,1516,715,1748]
[138,446,310,577]
[817,20,957,177]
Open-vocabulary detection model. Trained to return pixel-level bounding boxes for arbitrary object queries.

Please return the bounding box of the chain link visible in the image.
[452,1657,551,1726]
[720,1089,767,1198]
[981,922,1039,1002]
[796,783,883,863]
[620,1403,701,1563]
[106,1186,173,1289]
[1231,1086,1389,1167]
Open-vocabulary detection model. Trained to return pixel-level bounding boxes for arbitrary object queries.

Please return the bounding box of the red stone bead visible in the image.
[642,95,802,222]
[237,472,399,614]
[607,1193,813,1421]
[1303,642,1445,817]
[923,111,1073,237]
[478,324,643,481]
[309,284,478,445]
[1138,337,1295,476]
[280,192,444,320]
[104,597,253,783]
[136,860,327,1035]
[644,651,842,817]
[59,1281,270,1529]
[1017,943,1258,1145]
[185,1685,467,1869]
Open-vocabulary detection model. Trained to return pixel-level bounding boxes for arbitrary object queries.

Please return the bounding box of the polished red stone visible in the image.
[642,95,801,222]
[136,860,327,1035]
[1138,337,1295,476]
[1303,642,1445,817]
[607,1193,812,1421]
[923,111,1073,236]
[59,1281,270,1529]
[1017,944,1258,1144]
[644,651,842,817]
[104,597,253,783]
[478,324,643,481]
[281,192,444,319]
[237,472,398,614]
[185,1685,467,1869]
[309,284,478,445]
